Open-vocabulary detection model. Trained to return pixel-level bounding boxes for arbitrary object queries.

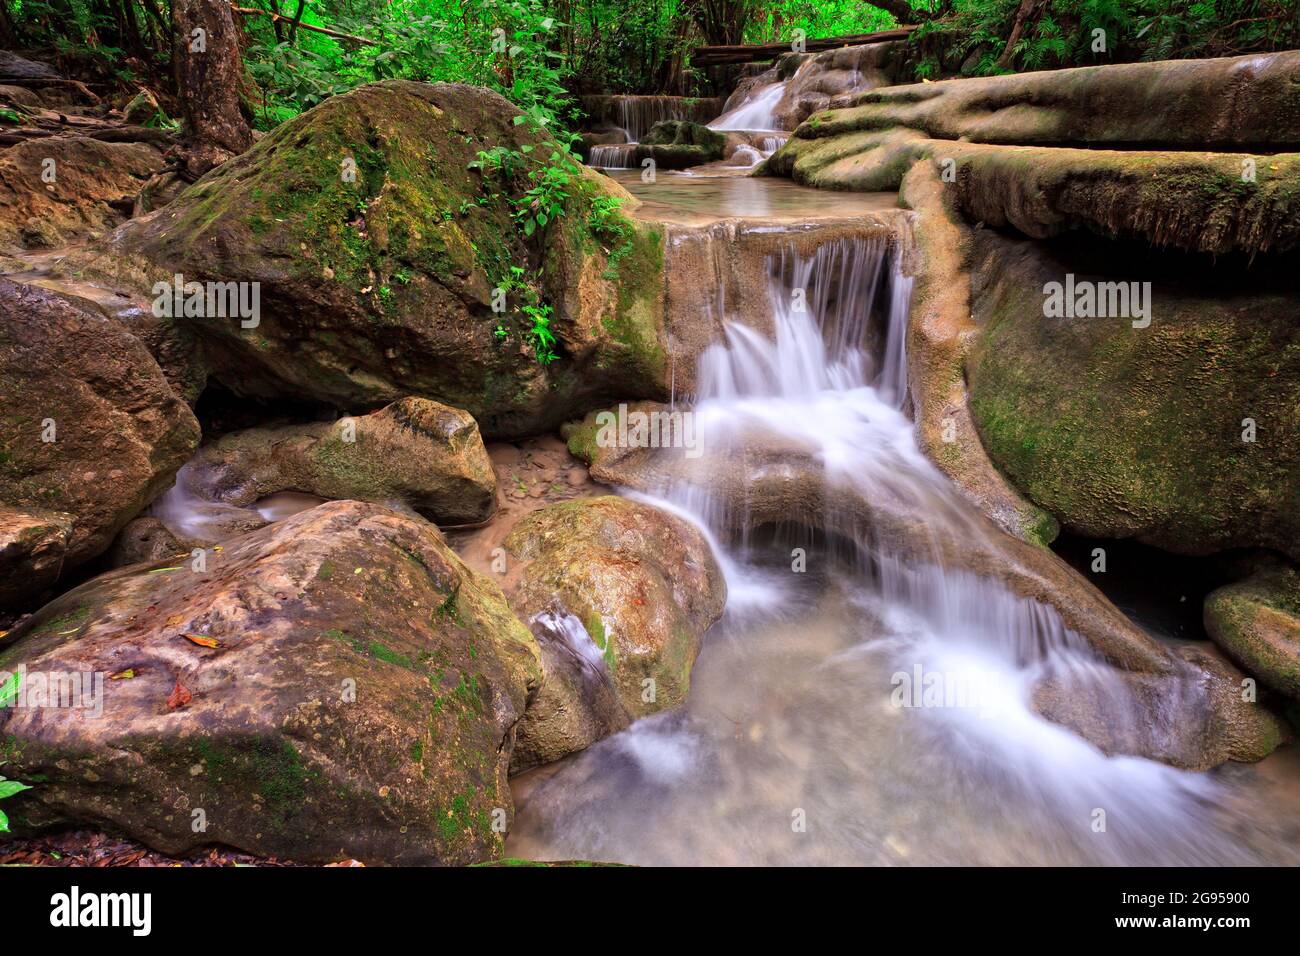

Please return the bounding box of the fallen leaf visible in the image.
[167,680,192,710]
[183,634,222,649]
[109,669,136,681]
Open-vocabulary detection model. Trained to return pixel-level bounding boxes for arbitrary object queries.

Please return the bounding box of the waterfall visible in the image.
[708,81,788,132]
[510,228,1279,867]
[588,144,637,169]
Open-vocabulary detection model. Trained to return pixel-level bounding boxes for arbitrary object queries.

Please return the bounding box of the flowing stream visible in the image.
[508,215,1300,866]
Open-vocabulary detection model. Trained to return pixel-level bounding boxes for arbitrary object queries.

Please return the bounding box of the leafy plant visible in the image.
[587,194,636,279]
[0,672,28,833]
[0,769,30,834]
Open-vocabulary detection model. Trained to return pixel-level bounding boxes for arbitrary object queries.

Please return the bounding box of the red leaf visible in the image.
[166,680,192,710]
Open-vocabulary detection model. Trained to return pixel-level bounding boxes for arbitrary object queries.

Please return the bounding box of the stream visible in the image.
[506,174,1300,866]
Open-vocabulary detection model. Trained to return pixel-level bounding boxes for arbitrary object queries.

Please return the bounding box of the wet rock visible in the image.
[0,506,72,611]
[510,611,630,774]
[635,121,725,169]
[1032,641,1287,772]
[772,131,1300,256]
[504,496,726,768]
[104,516,187,569]
[897,162,1056,546]
[965,229,1300,560]
[0,501,542,865]
[60,81,671,439]
[186,398,498,526]
[0,136,166,252]
[0,280,200,572]
[1205,563,1300,699]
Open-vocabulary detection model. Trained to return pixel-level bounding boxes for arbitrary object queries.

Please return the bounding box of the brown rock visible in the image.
[0,501,542,865]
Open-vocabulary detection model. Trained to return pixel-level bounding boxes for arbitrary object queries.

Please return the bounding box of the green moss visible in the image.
[194,737,315,827]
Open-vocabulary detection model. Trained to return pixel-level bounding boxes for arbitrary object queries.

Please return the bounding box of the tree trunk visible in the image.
[171,0,254,177]
[996,0,1044,70]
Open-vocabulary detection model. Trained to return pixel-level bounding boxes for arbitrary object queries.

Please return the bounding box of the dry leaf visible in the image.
[167,680,192,710]
[183,634,222,648]
[109,669,136,681]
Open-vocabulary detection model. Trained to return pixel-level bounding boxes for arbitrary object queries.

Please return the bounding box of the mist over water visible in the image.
[510,229,1300,866]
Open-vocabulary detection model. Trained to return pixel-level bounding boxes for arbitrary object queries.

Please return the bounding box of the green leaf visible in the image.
[0,780,30,799]
[0,807,8,833]
[0,670,19,708]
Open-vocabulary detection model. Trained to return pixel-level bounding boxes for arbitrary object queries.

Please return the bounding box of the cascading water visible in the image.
[709,81,788,132]
[588,144,637,169]
[509,230,1300,866]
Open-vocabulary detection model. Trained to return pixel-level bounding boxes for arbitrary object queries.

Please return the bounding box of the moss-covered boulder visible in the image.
[0,501,542,865]
[504,496,725,767]
[59,81,669,439]
[634,120,726,169]
[966,230,1300,560]
[185,398,497,526]
[0,279,200,586]
[1205,564,1300,699]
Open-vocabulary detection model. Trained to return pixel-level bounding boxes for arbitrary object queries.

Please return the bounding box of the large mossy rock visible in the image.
[504,496,726,769]
[634,121,726,169]
[0,501,542,865]
[185,397,498,525]
[61,81,669,439]
[965,230,1300,560]
[1205,564,1300,699]
[0,280,200,585]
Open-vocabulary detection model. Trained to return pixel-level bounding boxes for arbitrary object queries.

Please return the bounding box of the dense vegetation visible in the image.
[3,0,1297,135]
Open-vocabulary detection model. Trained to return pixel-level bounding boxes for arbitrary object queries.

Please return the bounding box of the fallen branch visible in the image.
[228,5,376,45]
[693,27,917,66]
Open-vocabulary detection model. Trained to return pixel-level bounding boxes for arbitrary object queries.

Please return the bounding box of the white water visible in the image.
[149,463,324,542]
[709,80,788,132]
[588,143,637,169]
[510,232,1297,866]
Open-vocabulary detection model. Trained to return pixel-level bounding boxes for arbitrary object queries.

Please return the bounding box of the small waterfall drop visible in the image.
[510,227,1294,867]
[709,81,788,132]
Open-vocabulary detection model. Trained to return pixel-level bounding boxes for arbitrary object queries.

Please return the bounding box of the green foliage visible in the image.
[912,0,1300,77]
[0,668,30,832]
[587,194,635,279]
[744,0,895,44]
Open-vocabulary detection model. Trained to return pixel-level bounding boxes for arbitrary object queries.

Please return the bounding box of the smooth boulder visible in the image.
[0,280,199,580]
[185,398,498,526]
[1205,564,1300,699]
[504,496,726,770]
[0,501,542,865]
